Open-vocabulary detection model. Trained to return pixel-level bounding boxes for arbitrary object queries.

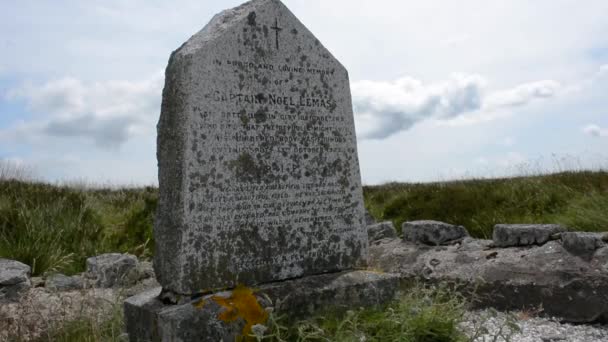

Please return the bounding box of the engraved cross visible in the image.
[270,18,282,50]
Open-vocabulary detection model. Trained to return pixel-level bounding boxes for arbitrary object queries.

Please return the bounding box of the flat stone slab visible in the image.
[124,270,399,341]
[369,237,608,323]
[45,274,83,291]
[402,220,469,246]
[368,221,398,242]
[492,224,566,247]
[154,0,367,295]
[86,253,138,288]
[561,232,605,259]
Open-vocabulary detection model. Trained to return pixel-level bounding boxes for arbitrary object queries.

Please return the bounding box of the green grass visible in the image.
[261,285,469,342]
[22,284,470,342]
[34,304,125,342]
[1,169,607,275]
[0,179,157,276]
[364,171,608,238]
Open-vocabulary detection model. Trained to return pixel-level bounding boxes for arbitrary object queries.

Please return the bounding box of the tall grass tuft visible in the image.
[37,301,125,342]
[0,179,157,276]
[0,181,104,275]
[0,159,35,181]
[257,284,469,341]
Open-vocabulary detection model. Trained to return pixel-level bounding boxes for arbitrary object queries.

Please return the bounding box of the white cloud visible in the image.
[583,124,608,137]
[474,157,489,165]
[440,34,470,47]
[484,80,560,109]
[500,137,516,147]
[8,78,86,114]
[4,73,163,148]
[353,76,561,140]
[352,74,485,139]
[2,0,608,184]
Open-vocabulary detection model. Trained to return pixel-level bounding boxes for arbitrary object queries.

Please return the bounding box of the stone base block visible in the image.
[124,270,400,342]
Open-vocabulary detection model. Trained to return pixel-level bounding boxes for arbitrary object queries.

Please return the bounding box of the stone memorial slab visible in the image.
[155,0,368,295]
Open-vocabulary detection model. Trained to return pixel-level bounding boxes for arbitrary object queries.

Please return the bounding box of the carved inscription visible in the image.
[188,53,357,258]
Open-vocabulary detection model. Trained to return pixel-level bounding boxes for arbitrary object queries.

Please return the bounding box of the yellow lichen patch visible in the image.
[212,285,268,339]
[192,298,206,309]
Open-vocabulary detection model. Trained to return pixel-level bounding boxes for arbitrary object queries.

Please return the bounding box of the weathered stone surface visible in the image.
[368,221,397,242]
[86,253,138,288]
[0,259,31,302]
[31,277,45,288]
[369,237,608,323]
[46,274,83,291]
[364,209,376,226]
[1,287,119,341]
[402,220,468,246]
[492,224,566,247]
[561,232,605,259]
[124,270,399,341]
[0,259,30,286]
[123,277,162,298]
[124,288,166,342]
[155,0,367,295]
[122,260,156,288]
[137,261,155,280]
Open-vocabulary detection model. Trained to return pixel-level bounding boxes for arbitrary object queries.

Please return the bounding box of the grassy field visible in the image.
[1,169,607,276]
[365,170,608,238]
[10,283,483,342]
[2,166,600,341]
[0,179,157,276]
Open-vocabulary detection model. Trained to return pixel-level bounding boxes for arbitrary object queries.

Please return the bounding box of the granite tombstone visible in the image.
[155,0,368,295]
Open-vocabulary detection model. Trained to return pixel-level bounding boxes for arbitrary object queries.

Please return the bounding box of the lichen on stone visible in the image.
[212,285,268,339]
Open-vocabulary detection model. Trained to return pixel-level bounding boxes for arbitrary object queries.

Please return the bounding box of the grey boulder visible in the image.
[402,220,469,246]
[493,224,566,247]
[561,232,605,259]
[368,221,398,242]
[46,273,83,291]
[0,258,31,301]
[86,253,138,288]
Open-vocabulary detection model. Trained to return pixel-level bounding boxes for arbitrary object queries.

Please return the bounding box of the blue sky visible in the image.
[1,0,607,185]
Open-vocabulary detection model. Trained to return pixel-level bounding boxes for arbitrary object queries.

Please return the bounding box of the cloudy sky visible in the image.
[1,0,607,185]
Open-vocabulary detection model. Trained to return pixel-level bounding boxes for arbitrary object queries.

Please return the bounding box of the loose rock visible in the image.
[368,221,398,242]
[402,220,469,246]
[0,259,31,302]
[30,277,44,288]
[561,232,605,259]
[492,224,566,247]
[86,253,138,288]
[45,274,83,291]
